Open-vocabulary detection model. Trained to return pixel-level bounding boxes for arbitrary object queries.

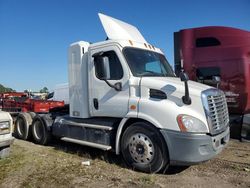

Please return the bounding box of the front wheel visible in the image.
[121,122,169,173]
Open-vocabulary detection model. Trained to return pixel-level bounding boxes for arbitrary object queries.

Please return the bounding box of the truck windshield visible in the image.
[123,47,175,77]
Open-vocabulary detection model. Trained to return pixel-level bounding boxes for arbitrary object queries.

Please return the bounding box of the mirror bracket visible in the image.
[104,80,122,91]
[179,72,192,105]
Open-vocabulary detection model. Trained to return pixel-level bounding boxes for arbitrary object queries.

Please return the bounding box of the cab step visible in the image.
[60,119,113,130]
[61,137,112,150]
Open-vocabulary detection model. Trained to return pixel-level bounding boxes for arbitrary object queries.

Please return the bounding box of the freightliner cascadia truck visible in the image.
[0,111,14,158]
[15,14,229,173]
[174,26,250,141]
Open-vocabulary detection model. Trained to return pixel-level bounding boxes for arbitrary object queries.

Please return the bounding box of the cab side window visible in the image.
[196,37,221,47]
[94,51,123,80]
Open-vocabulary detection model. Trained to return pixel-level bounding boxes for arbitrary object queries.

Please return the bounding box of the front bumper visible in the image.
[0,136,15,148]
[160,127,230,165]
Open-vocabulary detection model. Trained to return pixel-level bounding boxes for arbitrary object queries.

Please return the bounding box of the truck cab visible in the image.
[0,111,14,158]
[28,14,230,173]
[174,26,250,141]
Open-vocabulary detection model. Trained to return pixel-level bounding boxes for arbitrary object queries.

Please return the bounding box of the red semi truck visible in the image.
[174,26,250,141]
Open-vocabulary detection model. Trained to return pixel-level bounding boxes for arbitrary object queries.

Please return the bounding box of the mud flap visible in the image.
[241,114,250,142]
[229,115,243,139]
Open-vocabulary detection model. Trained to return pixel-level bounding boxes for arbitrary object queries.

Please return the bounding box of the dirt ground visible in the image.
[0,139,249,188]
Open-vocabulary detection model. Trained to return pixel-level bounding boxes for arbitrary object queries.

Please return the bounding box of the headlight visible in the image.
[177,114,208,133]
[0,121,10,135]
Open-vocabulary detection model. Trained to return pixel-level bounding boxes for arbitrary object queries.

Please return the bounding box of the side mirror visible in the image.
[179,71,191,105]
[93,53,122,92]
[179,72,189,82]
[212,76,221,84]
[100,56,111,80]
[196,67,221,87]
[212,76,221,88]
[94,55,111,80]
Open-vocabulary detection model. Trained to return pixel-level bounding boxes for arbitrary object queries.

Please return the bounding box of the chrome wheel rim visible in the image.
[34,121,43,140]
[17,118,25,137]
[128,133,154,163]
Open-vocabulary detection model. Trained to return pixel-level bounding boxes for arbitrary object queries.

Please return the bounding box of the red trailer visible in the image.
[1,92,64,113]
[0,92,28,109]
[0,92,65,140]
[174,26,250,141]
[0,92,28,99]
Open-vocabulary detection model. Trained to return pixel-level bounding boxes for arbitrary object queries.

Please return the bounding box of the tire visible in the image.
[31,115,51,145]
[121,122,169,173]
[28,112,36,119]
[0,147,10,159]
[15,113,33,140]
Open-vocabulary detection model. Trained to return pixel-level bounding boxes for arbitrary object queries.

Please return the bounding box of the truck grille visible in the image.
[201,89,229,135]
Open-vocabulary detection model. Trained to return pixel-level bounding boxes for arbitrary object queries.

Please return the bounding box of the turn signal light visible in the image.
[129,40,133,46]
[130,105,136,110]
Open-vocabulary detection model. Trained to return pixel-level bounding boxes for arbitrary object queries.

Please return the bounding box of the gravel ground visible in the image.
[0,139,249,188]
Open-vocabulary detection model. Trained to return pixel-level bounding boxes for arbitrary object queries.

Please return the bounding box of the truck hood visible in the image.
[140,77,212,97]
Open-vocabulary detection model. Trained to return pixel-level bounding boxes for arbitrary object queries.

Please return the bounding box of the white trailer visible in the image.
[0,111,14,158]
[18,13,230,173]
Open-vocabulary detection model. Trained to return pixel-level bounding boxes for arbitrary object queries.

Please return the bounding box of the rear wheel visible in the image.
[31,115,51,145]
[29,112,36,119]
[15,113,33,140]
[121,122,169,173]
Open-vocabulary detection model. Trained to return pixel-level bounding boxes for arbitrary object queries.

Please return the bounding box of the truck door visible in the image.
[89,45,130,117]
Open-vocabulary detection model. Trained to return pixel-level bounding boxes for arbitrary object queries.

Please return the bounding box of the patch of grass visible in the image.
[137,175,156,185]
[2,139,249,187]
[0,148,25,181]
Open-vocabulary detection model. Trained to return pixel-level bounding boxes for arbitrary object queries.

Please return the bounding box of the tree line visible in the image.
[0,84,15,93]
[0,84,49,93]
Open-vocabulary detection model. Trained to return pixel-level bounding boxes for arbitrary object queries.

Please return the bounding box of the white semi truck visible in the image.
[0,111,14,158]
[18,13,230,173]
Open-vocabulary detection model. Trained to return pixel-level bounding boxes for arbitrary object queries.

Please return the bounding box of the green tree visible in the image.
[39,87,49,93]
[0,84,15,93]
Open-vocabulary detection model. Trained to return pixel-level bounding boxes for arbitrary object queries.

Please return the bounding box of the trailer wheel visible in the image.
[121,122,169,173]
[31,116,51,145]
[15,113,33,140]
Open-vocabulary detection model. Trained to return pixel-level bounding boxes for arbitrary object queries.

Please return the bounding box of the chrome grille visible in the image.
[202,89,229,135]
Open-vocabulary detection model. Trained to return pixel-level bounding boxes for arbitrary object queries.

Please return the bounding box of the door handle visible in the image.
[93,98,99,110]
